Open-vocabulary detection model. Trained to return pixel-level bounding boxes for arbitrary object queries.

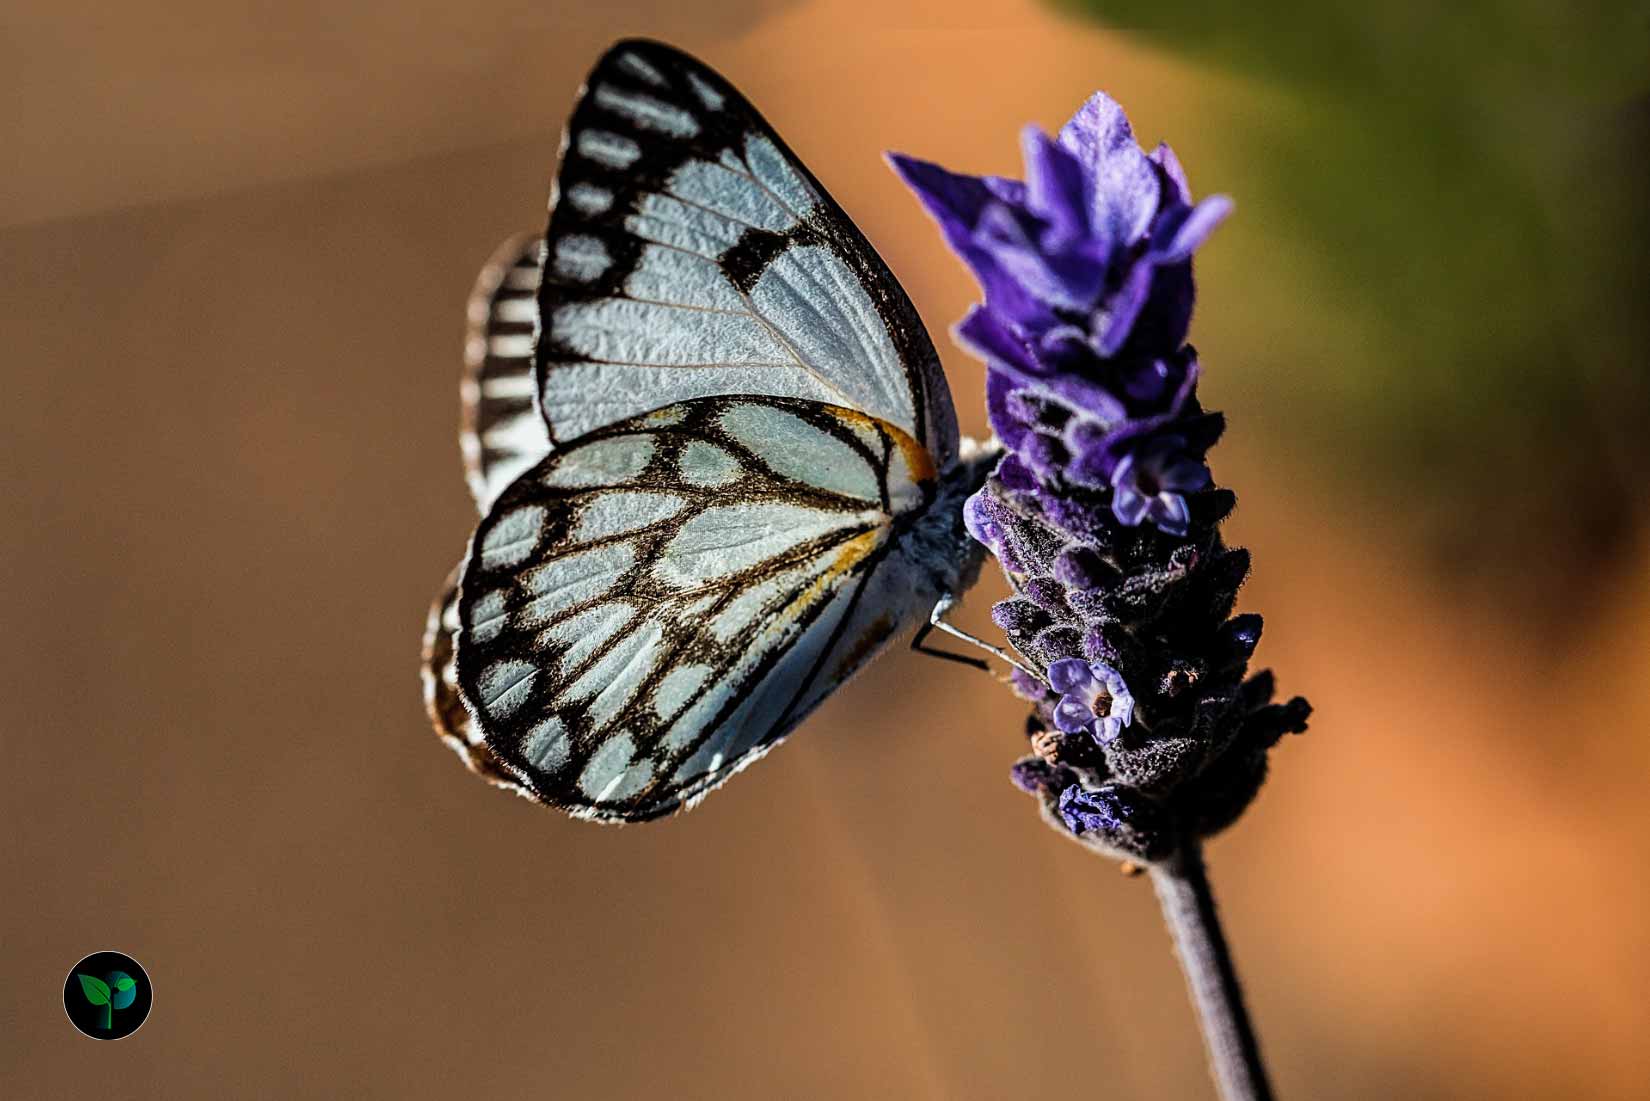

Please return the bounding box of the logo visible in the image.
[62,951,153,1040]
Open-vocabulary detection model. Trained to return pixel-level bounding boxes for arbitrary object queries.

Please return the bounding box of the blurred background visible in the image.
[4,1,1647,1098]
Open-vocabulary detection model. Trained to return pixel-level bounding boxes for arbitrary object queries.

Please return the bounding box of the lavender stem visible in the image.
[1149,841,1274,1101]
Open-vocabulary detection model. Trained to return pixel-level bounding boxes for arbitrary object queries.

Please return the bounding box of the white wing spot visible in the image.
[477,659,537,718]
[593,84,699,138]
[576,129,641,168]
[566,182,614,215]
[686,72,724,111]
[478,505,543,568]
[614,51,667,87]
[719,404,881,501]
[488,332,535,357]
[553,235,611,282]
[543,436,655,487]
[491,297,538,325]
[519,543,636,625]
[655,503,877,588]
[653,663,712,720]
[706,559,817,642]
[627,192,744,256]
[559,620,663,713]
[574,490,687,540]
[584,622,666,728]
[580,733,655,803]
[578,732,638,800]
[661,684,729,751]
[466,587,510,644]
[552,299,789,368]
[544,602,635,674]
[523,716,571,771]
[678,440,742,487]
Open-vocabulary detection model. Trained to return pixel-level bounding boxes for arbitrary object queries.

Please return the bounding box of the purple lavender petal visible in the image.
[1008,371,1127,426]
[1094,716,1124,745]
[1021,126,1090,243]
[956,307,1042,379]
[1057,94,1159,252]
[1162,457,1212,493]
[889,154,1052,323]
[995,451,1039,492]
[1095,664,1136,728]
[886,152,997,237]
[1023,431,1067,479]
[1094,260,1158,357]
[1047,657,1093,693]
[1148,142,1192,205]
[1056,92,1137,165]
[1058,785,1123,835]
[982,174,1028,205]
[1008,667,1046,701]
[1147,493,1191,536]
[1108,691,1135,730]
[1152,194,1233,264]
[974,204,1091,310]
[1110,450,1136,488]
[1052,693,1095,733]
[1112,486,1151,527]
[962,493,1003,550]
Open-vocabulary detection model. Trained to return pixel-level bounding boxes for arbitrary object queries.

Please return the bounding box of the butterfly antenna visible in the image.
[912,593,1042,679]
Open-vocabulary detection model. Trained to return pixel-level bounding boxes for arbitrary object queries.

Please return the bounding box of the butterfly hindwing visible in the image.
[461,233,553,510]
[454,395,937,820]
[421,568,533,792]
[535,38,959,469]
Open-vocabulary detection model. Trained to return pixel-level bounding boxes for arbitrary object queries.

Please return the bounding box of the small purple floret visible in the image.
[1046,657,1134,746]
[1109,436,1211,537]
[1058,785,1124,835]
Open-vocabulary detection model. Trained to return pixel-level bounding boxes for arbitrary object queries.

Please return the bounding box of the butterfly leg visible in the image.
[912,593,1041,678]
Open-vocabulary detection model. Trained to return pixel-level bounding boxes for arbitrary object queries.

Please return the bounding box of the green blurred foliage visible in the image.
[1061,1,1650,596]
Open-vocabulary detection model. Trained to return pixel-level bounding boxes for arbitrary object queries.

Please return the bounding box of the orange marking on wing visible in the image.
[787,529,884,615]
[823,406,938,485]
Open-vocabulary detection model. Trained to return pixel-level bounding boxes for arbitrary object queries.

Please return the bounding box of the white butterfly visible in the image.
[422,39,1013,821]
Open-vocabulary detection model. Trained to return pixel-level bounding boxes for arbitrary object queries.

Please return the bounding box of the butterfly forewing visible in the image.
[454,396,935,820]
[535,38,959,468]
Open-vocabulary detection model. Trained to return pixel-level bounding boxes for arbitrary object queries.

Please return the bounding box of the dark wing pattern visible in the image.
[533,38,959,468]
[420,568,532,792]
[454,395,938,821]
[460,233,553,510]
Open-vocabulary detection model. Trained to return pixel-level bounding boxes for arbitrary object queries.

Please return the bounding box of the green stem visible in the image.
[102,1001,112,1030]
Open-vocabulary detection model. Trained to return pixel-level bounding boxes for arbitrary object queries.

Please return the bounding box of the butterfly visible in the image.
[421,38,1015,822]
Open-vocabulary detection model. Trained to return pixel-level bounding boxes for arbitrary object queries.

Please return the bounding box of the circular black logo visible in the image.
[62,951,153,1040]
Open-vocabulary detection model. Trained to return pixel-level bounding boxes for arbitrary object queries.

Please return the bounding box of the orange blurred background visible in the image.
[4,2,1647,1098]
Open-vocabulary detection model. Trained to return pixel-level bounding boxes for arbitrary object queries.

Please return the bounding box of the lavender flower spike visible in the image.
[895,91,1310,1101]
[892,91,1306,859]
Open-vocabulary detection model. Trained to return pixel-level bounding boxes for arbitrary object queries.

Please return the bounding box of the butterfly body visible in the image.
[423,40,992,820]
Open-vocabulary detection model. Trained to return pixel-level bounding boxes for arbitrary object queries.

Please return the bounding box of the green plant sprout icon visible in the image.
[76,971,137,1030]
